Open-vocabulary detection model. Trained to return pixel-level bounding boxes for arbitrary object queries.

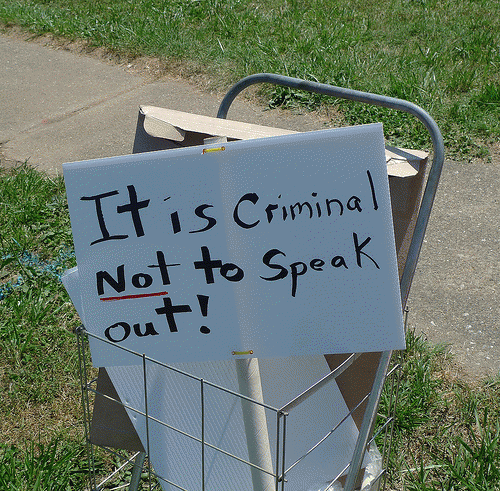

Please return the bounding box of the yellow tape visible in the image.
[232,350,254,356]
[202,146,225,154]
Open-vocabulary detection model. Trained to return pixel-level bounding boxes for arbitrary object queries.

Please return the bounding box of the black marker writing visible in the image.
[116,185,150,237]
[96,252,180,296]
[260,233,377,297]
[81,190,128,245]
[353,233,380,269]
[104,321,159,343]
[193,246,244,284]
[155,297,192,332]
[190,205,217,233]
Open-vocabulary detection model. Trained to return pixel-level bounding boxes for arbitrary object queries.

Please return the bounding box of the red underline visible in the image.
[100,291,168,302]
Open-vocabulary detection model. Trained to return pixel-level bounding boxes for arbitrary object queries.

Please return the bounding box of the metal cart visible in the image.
[76,73,444,491]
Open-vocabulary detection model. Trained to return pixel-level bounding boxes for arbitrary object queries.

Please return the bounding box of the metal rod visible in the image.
[369,469,387,489]
[96,451,141,489]
[386,363,401,379]
[154,473,190,491]
[128,452,147,491]
[280,353,359,413]
[281,413,287,491]
[275,411,282,491]
[201,379,205,491]
[142,354,152,491]
[95,445,137,464]
[343,350,393,491]
[285,391,370,475]
[76,326,97,491]
[325,462,351,491]
[382,362,403,490]
[379,398,392,487]
[367,416,394,445]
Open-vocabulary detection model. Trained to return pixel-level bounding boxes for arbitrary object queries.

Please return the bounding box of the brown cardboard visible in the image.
[90,106,428,452]
[133,106,423,178]
[90,368,145,452]
[390,156,428,282]
[132,106,297,154]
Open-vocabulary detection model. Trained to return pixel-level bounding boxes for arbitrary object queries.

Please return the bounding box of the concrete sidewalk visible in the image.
[1,33,498,380]
[0,34,327,172]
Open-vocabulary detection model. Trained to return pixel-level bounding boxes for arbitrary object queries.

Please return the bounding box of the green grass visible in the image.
[1,0,499,159]
[378,331,500,490]
[0,164,84,488]
[0,164,158,490]
[0,165,77,409]
[1,164,499,488]
[0,438,88,491]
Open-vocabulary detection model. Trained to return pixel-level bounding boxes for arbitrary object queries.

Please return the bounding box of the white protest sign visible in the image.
[64,123,405,366]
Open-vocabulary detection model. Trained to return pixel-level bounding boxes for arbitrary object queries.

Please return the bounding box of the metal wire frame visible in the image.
[77,327,161,491]
[76,332,279,490]
[76,327,389,491]
[76,324,98,491]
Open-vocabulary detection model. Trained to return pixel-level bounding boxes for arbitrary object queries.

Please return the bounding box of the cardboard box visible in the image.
[90,105,427,451]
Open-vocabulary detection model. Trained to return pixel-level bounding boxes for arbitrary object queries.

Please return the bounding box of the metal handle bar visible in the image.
[217,73,445,306]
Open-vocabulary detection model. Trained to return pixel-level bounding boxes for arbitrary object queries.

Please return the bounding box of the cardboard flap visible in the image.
[140,105,297,141]
[138,106,427,178]
[143,112,186,141]
[385,145,427,177]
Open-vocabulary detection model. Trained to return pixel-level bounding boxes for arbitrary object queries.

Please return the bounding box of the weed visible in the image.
[475,83,500,108]
[0,438,87,490]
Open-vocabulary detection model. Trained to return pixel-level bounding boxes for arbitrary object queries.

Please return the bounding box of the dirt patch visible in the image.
[487,141,500,165]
